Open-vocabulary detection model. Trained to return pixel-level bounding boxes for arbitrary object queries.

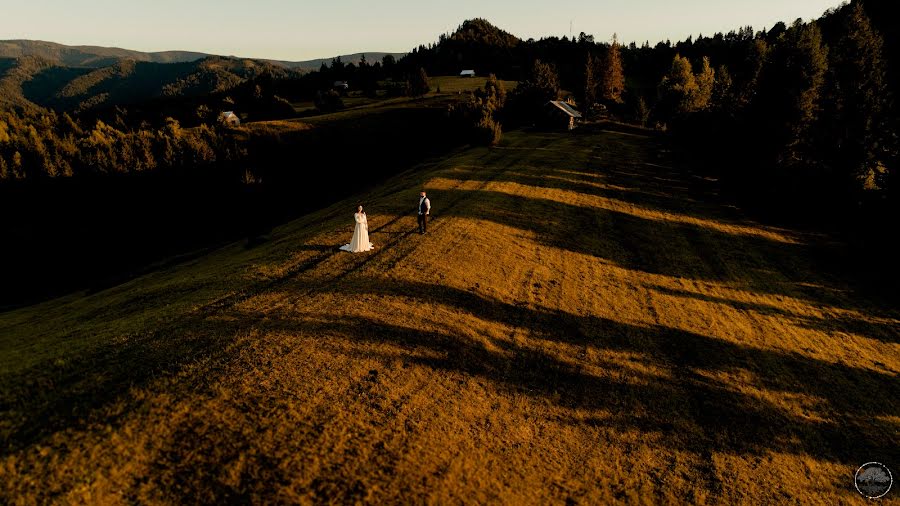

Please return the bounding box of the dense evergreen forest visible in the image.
[399,4,896,210]
[0,0,896,305]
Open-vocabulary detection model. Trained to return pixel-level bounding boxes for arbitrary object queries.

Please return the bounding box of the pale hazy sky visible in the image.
[1,0,842,61]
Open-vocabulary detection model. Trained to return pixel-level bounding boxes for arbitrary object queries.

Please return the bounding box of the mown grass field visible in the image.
[429,75,518,94]
[1,128,898,504]
[289,76,518,116]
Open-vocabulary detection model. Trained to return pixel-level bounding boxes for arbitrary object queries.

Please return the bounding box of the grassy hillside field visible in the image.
[1,128,898,503]
[289,76,518,115]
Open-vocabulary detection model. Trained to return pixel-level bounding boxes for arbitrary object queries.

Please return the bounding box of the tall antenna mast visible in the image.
[570,20,573,38]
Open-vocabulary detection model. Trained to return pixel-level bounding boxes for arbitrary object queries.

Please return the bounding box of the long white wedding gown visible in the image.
[340,212,374,252]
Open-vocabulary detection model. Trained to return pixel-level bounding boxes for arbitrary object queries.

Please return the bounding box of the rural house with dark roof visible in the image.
[544,100,582,130]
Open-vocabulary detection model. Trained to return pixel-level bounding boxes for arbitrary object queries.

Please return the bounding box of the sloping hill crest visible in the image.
[1,128,897,503]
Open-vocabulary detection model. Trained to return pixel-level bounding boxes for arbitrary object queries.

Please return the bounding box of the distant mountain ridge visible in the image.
[0,40,404,70]
[0,40,406,113]
[0,54,297,112]
[0,40,210,68]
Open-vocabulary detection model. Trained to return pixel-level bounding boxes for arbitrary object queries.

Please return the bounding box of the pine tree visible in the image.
[506,60,560,122]
[784,21,829,166]
[754,19,828,168]
[737,38,768,107]
[408,67,431,97]
[794,22,828,136]
[635,97,650,126]
[830,1,889,185]
[583,53,599,109]
[600,34,625,103]
[330,56,345,75]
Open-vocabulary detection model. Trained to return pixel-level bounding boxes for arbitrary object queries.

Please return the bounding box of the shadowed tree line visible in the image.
[0,110,242,179]
[0,105,462,307]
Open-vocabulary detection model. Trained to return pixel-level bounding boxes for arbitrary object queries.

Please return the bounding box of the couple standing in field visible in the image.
[339,191,431,253]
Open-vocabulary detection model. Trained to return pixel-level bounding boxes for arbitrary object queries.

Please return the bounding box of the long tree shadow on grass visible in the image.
[445,160,735,226]
[439,129,892,316]
[0,239,352,453]
[0,196,425,453]
[257,278,899,467]
[0,311,259,454]
[449,127,751,226]
[2,275,895,498]
[434,187,810,286]
[649,284,900,345]
[0,214,417,454]
[430,184,900,325]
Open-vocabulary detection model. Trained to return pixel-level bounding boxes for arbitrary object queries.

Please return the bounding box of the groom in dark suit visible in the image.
[417,191,431,234]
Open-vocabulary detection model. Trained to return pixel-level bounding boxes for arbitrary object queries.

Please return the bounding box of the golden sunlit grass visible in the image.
[239,120,314,136]
[429,75,518,95]
[1,128,897,504]
[282,76,518,123]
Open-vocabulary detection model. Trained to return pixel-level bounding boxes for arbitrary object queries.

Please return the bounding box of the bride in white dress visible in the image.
[340,205,374,252]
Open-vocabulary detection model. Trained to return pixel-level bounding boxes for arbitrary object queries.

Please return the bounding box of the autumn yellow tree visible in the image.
[694,56,715,110]
[600,34,625,103]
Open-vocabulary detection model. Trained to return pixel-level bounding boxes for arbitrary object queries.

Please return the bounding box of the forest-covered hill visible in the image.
[0,39,211,67]
[0,39,404,72]
[0,55,299,112]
